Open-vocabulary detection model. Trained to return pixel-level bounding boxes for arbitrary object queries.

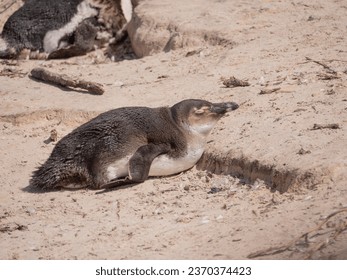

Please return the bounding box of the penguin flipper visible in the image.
[99,176,134,189]
[48,45,87,59]
[99,143,171,190]
[129,143,172,182]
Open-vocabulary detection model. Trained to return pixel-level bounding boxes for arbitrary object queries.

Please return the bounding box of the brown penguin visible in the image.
[29,99,239,190]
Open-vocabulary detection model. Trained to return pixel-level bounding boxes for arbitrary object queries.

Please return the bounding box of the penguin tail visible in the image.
[29,160,89,190]
[29,162,63,190]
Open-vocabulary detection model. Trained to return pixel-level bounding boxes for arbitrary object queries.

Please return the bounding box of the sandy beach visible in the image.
[0,0,346,259]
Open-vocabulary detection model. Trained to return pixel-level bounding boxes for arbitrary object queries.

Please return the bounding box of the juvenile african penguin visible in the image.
[0,0,134,59]
[29,99,239,190]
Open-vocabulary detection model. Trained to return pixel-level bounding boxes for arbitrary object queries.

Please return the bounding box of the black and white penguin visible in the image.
[29,99,239,190]
[0,0,134,59]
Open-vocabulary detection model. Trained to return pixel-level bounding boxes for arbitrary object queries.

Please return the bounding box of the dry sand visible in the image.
[0,0,346,259]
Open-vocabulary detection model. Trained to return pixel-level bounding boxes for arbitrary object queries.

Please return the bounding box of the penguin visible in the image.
[29,99,239,190]
[0,0,134,59]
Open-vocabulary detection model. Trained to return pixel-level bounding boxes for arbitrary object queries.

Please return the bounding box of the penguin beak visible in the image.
[210,102,239,115]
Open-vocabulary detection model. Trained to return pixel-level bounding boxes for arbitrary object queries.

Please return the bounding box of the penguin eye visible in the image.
[194,106,210,115]
[194,108,205,115]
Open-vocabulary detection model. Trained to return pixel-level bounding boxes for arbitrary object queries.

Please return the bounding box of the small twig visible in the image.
[305,57,337,74]
[221,76,250,88]
[115,201,120,220]
[247,207,347,259]
[0,67,27,78]
[311,123,340,130]
[0,222,28,232]
[30,67,104,95]
[317,73,339,80]
[247,245,291,259]
[304,221,347,259]
[238,99,251,107]
[304,240,330,259]
[332,220,347,239]
[258,87,281,95]
[301,208,347,237]
[0,60,18,66]
[325,59,347,63]
[185,48,203,57]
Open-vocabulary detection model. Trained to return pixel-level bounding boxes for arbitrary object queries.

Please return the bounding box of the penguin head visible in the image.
[171,99,239,136]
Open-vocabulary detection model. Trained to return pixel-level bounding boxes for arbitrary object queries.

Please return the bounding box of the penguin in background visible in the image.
[0,0,135,59]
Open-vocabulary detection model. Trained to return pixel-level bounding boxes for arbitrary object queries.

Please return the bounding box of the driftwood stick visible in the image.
[311,123,340,130]
[259,87,281,95]
[247,207,347,259]
[30,67,104,95]
[305,57,337,74]
[326,59,347,63]
[317,73,339,80]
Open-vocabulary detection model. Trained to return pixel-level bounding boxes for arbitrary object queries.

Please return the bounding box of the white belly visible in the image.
[106,155,131,181]
[149,145,204,176]
[105,144,205,180]
[43,2,98,52]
